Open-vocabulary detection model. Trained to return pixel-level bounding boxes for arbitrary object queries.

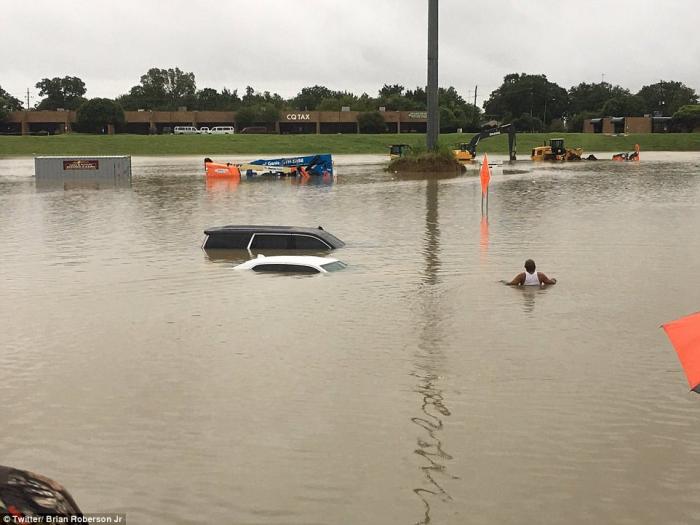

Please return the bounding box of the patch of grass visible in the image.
[0,132,699,157]
[388,143,464,173]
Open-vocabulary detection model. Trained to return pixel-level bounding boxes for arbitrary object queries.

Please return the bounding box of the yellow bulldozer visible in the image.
[531,138,583,161]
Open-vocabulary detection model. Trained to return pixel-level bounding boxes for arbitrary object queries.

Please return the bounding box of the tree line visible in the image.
[1,68,698,133]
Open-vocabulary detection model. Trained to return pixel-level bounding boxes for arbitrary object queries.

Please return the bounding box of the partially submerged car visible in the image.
[234,255,347,274]
[202,225,345,251]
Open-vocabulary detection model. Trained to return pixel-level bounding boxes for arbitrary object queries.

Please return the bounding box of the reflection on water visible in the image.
[35,177,132,191]
[479,216,489,261]
[514,284,553,315]
[411,177,455,524]
[205,177,240,193]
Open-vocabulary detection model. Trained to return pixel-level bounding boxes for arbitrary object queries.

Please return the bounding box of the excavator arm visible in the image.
[465,124,517,161]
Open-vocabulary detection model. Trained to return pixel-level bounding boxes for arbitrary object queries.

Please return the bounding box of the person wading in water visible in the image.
[507,259,557,286]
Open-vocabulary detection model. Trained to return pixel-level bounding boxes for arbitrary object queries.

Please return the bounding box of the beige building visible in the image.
[4,109,429,135]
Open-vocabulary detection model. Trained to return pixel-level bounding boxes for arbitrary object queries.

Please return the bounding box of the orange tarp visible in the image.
[663,311,700,391]
[480,154,491,195]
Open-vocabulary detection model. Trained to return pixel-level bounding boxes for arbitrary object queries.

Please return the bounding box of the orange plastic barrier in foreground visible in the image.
[663,311,700,391]
[480,154,491,196]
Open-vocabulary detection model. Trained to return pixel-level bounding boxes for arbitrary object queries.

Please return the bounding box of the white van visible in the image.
[198,127,210,134]
[210,126,235,135]
[174,126,198,134]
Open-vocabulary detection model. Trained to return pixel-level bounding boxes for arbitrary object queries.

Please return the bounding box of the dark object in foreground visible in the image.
[663,311,700,392]
[202,225,345,250]
[0,465,81,517]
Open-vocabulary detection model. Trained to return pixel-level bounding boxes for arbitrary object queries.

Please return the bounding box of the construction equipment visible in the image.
[453,124,517,162]
[612,143,640,162]
[531,138,583,161]
[389,144,412,159]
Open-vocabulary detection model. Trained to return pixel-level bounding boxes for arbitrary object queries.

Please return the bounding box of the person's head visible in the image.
[524,259,536,273]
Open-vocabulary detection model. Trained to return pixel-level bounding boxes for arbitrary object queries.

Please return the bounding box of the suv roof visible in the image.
[203,225,345,248]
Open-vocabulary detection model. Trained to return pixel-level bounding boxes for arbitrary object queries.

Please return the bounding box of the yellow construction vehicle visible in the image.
[389,144,412,159]
[531,138,583,161]
[452,124,517,163]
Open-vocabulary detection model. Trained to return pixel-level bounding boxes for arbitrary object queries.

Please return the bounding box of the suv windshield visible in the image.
[320,261,347,272]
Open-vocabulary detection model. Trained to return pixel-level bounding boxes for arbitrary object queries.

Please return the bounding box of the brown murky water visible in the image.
[1,153,700,524]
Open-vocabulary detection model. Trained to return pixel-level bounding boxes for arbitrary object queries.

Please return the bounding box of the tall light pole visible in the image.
[426,0,439,151]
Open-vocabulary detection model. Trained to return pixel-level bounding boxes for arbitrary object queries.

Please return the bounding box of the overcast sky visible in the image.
[2,0,698,108]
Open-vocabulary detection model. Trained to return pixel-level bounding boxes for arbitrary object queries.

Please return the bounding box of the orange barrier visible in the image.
[205,161,241,178]
[663,311,700,392]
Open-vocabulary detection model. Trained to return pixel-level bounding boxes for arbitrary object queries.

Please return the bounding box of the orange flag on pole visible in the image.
[662,311,700,392]
[480,154,491,196]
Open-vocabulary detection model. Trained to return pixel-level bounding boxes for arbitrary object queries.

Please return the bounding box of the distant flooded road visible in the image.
[2,153,700,524]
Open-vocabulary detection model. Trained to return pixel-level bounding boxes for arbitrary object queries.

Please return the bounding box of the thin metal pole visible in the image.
[426,0,439,151]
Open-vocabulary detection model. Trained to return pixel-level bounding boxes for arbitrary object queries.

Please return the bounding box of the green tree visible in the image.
[459,104,482,132]
[75,98,125,133]
[378,92,420,111]
[234,104,279,129]
[239,87,287,109]
[567,110,599,132]
[221,88,241,108]
[601,94,646,116]
[35,76,86,110]
[637,81,698,116]
[194,87,241,111]
[196,88,223,110]
[511,113,544,132]
[0,85,23,112]
[235,106,257,129]
[316,92,359,111]
[357,111,387,133]
[439,106,458,132]
[117,67,196,110]
[257,103,280,125]
[0,99,8,122]
[484,73,568,124]
[405,87,427,108]
[379,84,404,97]
[568,82,630,115]
[671,105,700,132]
[291,85,334,110]
[354,93,377,112]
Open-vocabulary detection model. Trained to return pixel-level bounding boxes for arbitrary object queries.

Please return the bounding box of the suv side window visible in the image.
[252,264,319,273]
[249,234,292,249]
[292,235,330,250]
[204,232,251,249]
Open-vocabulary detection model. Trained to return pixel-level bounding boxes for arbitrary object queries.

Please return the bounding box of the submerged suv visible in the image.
[234,255,347,274]
[202,225,345,251]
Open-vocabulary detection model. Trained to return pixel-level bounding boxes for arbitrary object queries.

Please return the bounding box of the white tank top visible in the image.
[524,271,540,286]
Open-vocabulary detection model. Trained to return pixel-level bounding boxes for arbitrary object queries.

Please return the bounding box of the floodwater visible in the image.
[1,152,700,524]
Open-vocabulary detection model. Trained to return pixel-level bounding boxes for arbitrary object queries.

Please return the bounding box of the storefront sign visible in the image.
[286,113,312,121]
[63,159,99,170]
[407,112,428,120]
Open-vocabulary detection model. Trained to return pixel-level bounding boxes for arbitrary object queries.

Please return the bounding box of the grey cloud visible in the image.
[1,0,697,106]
